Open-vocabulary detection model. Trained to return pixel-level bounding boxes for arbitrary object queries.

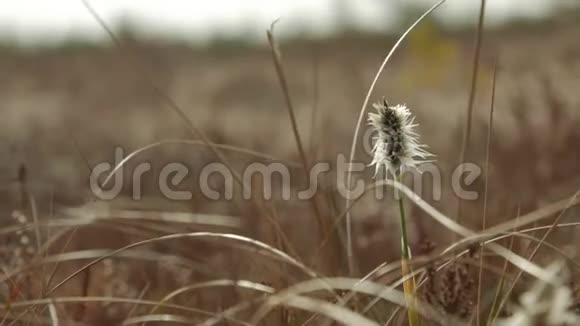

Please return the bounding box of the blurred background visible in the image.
[1,1,580,324]
[0,0,578,201]
[1,0,579,45]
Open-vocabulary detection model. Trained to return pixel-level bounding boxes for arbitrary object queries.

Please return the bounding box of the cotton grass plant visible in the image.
[368,99,433,326]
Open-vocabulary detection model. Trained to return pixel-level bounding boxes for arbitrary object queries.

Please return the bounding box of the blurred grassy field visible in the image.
[0,15,580,325]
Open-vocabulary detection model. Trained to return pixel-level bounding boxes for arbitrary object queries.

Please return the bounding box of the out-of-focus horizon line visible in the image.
[0,0,578,47]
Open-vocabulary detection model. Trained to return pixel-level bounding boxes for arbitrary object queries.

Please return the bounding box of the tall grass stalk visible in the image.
[395,173,419,326]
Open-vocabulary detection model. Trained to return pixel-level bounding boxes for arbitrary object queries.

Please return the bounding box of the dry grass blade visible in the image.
[27,193,47,300]
[438,223,580,278]
[266,20,324,237]
[197,298,265,326]
[484,232,579,269]
[61,205,243,229]
[308,50,320,159]
[250,277,458,325]
[267,20,309,170]
[0,211,243,236]
[476,57,497,326]
[99,138,301,189]
[266,20,311,175]
[460,191,580,245]
[258,295,380,326]
[385,306,402,325]
[44,228,78,292]
[47,301,58,326]
[1,296,214,318]
[148,279,274,316]
[0,311,48,326]
[126,282,150,320]
[0,249,213,285]
[0,219,137,237]
[37,249,199,270]
[344,0,447,275]
[317,261,402,326]
[123,314,197,325]
[487,211,519,326]
[44,232,318,296]
[455,0,487,228]
[27,195,42,259]
[362,266,426,320]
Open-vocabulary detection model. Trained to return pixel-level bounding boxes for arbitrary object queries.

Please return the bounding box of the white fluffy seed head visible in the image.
[368,99,432,177]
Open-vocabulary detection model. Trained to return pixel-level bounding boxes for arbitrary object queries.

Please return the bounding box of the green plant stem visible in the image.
[395,173,419,326]
[396,174,411,259]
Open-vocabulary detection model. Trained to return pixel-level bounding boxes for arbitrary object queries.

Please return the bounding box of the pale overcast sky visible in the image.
[0,0,576,45]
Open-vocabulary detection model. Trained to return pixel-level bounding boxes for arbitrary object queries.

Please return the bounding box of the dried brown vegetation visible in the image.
[0,7,580,326]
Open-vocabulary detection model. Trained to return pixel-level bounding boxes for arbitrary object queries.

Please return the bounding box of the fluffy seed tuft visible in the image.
[368,99,432,177]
